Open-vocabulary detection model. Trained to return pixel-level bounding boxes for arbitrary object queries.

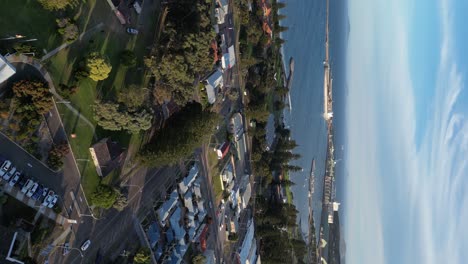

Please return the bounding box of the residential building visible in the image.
[221,46,236,69]
[89,138,126,177]
[157,190,179,226]
[215,0,229,24]
[203,69,223,104]
[237,219,259,264]
[216,142,231,160]
[0,55,15,84]
[178,165,199,195]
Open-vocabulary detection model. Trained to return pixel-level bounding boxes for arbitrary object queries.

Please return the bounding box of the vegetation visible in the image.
[12,80,53,115]
[192,254,207,264]
[90,184,118,209]
[38,0,72,10]
[46,142,69,170]
[86,52,112,81]
[134,248,151,264]
[139,103,218,167]
[93,101,153,134]
[120,50,137,67]
[0,190,8,205]
[56,18,79,43]
[145,0,215,105]
[113,192,129,211]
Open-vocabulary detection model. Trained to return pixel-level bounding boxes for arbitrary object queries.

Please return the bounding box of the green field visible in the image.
[2,0,159,197]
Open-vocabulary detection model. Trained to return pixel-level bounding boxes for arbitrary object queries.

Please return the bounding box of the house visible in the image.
[221,162,234,183]
[203,69,223,104]
[183,191,195,213]
[157,190,179,225]
[89,138,126,177]
[216,142,230,160]
[240,182,252,210]
[221,46,236,69]
[237,219,256,264]
[215,0,229,24]
[178,165,199,195]
[0,55,15,84]
[169,207,186,242]
[147,222,161,249]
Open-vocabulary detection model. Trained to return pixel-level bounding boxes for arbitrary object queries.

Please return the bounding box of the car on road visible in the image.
[0,160,12,177]
[3,167,16,181]
[21,179,34,194]
[126,28,138,35]
[81,240,91,251]
[27,183,39,197]
[9,172,21,186]
[62,243,70,256]
[47,195,58,208]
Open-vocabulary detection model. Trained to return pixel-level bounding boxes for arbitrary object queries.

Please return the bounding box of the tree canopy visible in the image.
[86,52,112,81]
[90,184,118,209]
[12,80,53,115]
[39,0,72,10]
[93,101,153,134]
[139,102,219,167]
[134,248,151,264]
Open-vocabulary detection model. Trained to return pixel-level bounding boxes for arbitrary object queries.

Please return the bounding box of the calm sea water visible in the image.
[280,0,348,240]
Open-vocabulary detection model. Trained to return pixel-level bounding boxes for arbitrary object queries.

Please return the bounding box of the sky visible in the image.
[345,0,468,263]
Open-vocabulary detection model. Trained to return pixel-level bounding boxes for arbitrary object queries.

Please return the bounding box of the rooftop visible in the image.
[89,138,126,177]
[0,55,15,84]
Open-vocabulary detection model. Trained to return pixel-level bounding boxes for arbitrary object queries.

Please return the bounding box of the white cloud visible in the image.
[345,0,468,263]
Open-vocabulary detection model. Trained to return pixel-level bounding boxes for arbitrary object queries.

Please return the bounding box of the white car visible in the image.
[26,183,39,197]
[42,191,55,206]
[47,195,58,208]
[80,240,91,251]
[3,167,16,181]
[21,179,34,194]
[9,172,21,186]
[0,160,12,177]
[126,28,138,35]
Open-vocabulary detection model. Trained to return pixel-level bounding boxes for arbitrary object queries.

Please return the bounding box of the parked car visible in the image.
[47,195,58,208]
[0,160,12,177]
[17,177,27,189]
[126,27,138,35]
[9,172,21,187]
[42,191,55,206]
[81,240,91,251]
[3,167,16,181]
[62,243,70,256]
[21,179,34,194]
[26,183,39,197]
[32,185,44,201]
[42,187,49,199]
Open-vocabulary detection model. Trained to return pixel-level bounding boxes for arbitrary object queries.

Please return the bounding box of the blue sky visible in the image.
[345,0,468,263]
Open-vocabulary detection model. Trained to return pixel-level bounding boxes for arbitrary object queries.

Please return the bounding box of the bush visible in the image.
[86,53,112,81]
[90,184,118,209]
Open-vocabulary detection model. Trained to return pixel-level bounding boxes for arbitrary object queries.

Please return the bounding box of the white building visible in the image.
[204,69,223,104]
[0,55,15,84]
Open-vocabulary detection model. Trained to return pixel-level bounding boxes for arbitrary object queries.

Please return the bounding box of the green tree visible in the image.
[120,50,137,67]
[134,248,151,264]
[47,142,69,170]
[39,0,72,10]
[86,52,112,81]
[90,184,118,209]
[117,85,147,110]
[113,192,129,211]
[12,80,53,115]
[56,18,79,43]
[192,254,206,264]
[93,102,153,134]
[139,103,219,167]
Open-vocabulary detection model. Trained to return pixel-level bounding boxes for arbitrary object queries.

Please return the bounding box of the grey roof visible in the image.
[0,55,15,84]
[239,220,255,264]
[178,165,198,195]
[90,138,126,177]
[158,190,179,224]
[204,70,223,104]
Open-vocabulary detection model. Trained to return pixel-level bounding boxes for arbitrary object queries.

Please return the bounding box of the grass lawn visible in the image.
[212,174,224,204]
[0,0,61,53]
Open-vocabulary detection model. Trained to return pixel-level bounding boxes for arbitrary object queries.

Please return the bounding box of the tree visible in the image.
[226,87,239,101]
[192,254,207,264]
[90,184,118,209]
[117,85,147,110]
[139,103,219,167]
[56,18,79,43]
[86,52,112,81]
[0,190,8,205]
[12,80,53,115]
[47,142,69,170]
[120,50,137,67]
[113,192,129,211]
[93,102,153,134]
[134,248,151,264]
[39,0,72,10]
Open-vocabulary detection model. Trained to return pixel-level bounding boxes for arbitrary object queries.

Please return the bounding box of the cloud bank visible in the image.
[345,0,468,263]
